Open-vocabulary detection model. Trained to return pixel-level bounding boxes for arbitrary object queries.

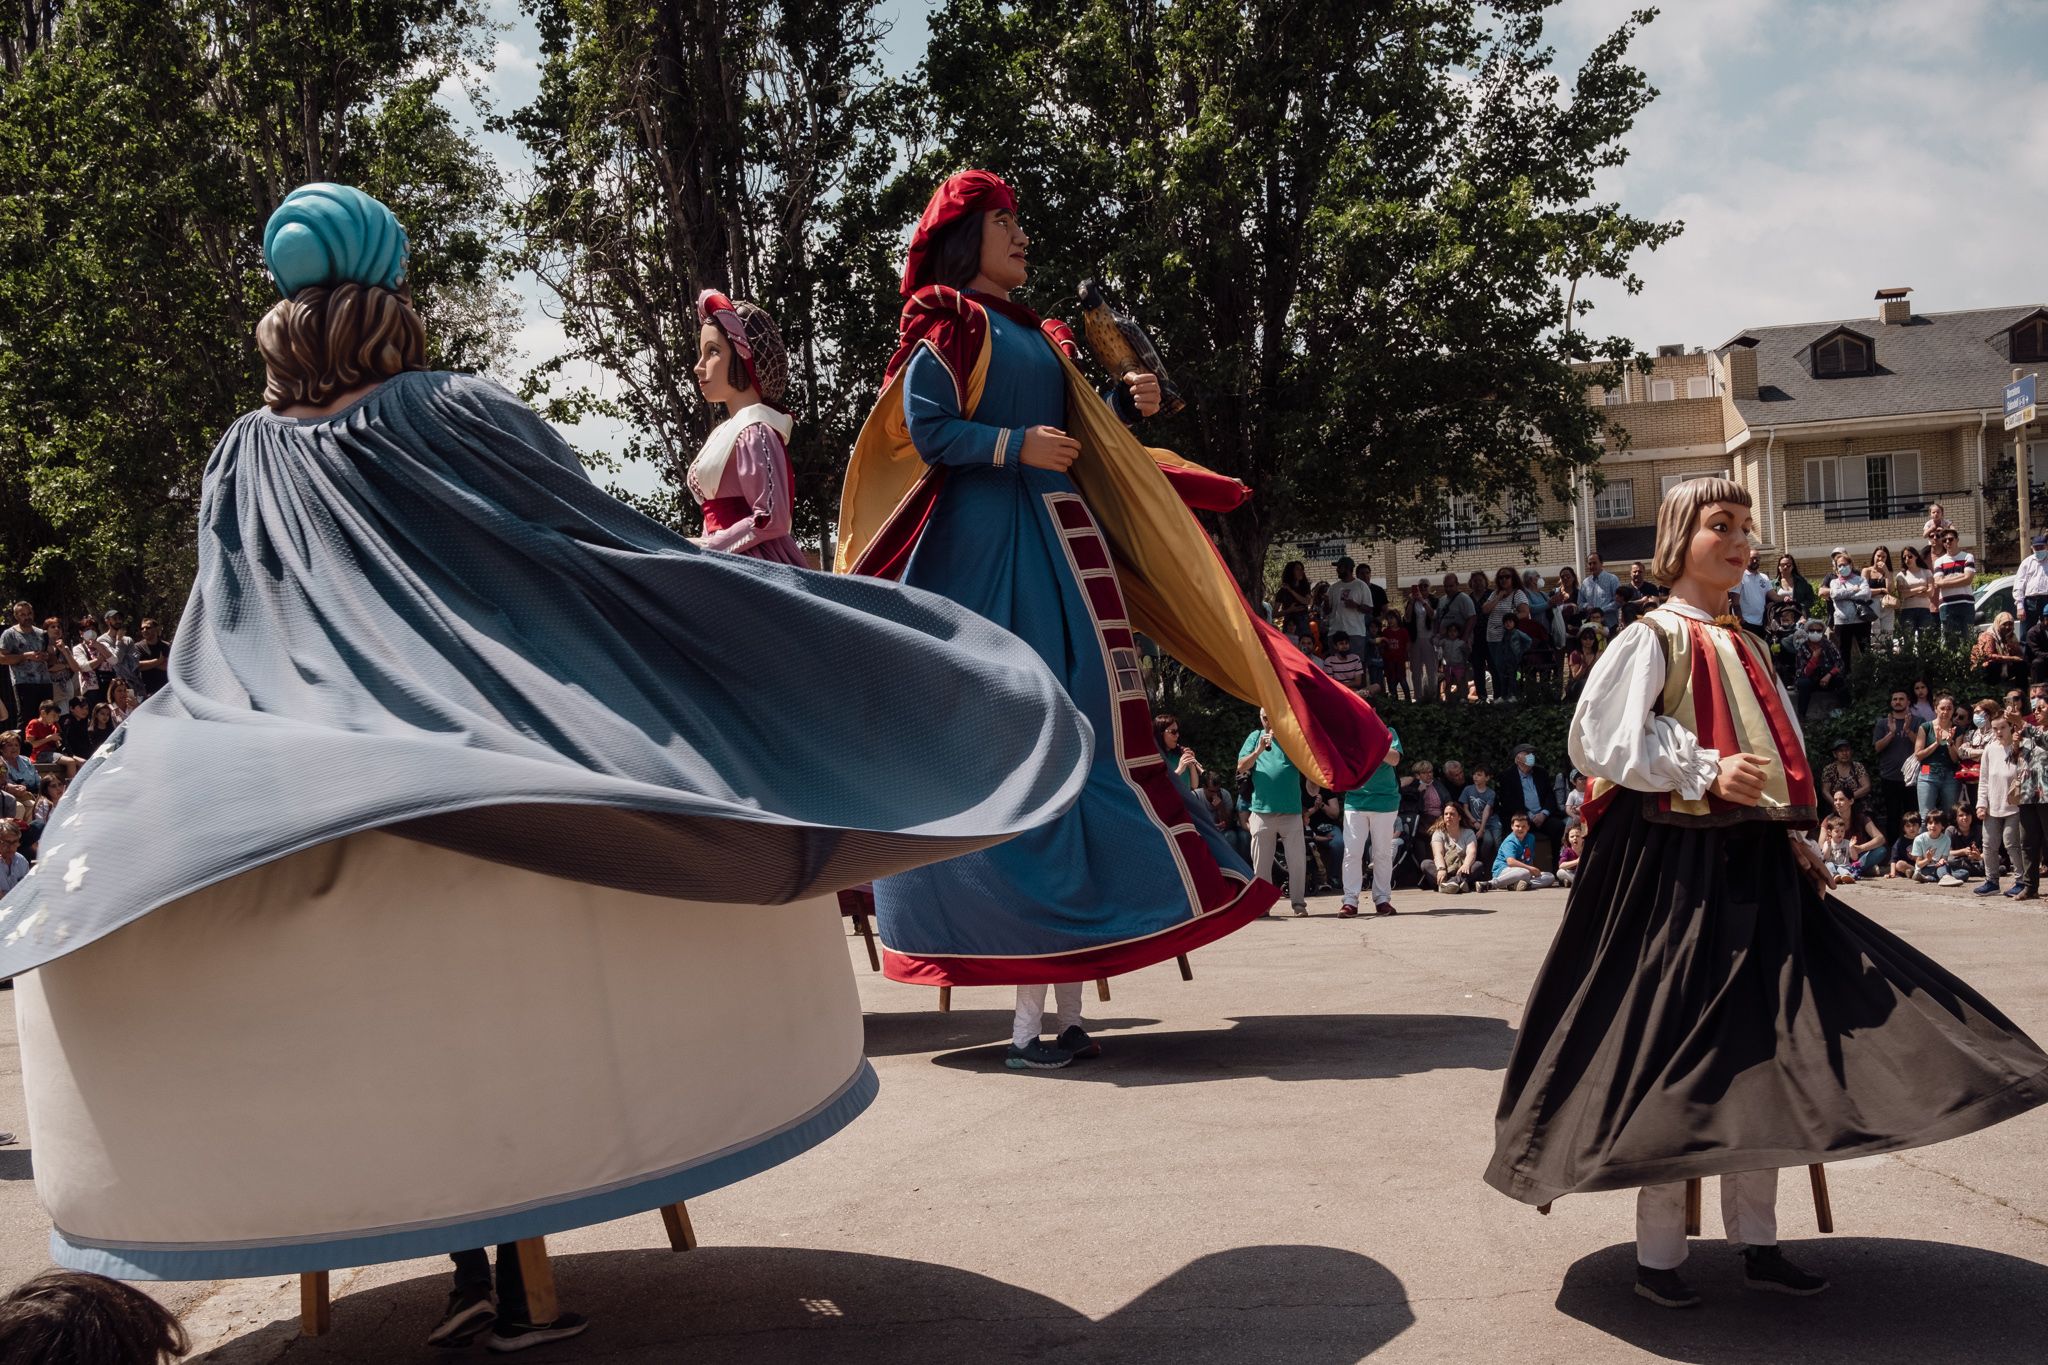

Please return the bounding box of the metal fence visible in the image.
[1781,487,1972,526]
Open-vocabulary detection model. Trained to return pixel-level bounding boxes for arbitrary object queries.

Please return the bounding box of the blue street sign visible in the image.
[2005,374,2037,431]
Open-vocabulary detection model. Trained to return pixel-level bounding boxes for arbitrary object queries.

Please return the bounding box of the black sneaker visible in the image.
[427,1287,496,1348]
[1005,1039,1072,1070]
[488,1313,589,1353]
[1742,1245,1828,1296]
[1055,1024,1101,1059]
[1633,1264,1701,1308]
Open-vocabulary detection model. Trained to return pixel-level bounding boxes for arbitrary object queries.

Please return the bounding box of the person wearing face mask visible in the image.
[2017,533,2048,672]
[1497,743,1557,869]
[1954,699,2004,814]
[2014,698,2048,900]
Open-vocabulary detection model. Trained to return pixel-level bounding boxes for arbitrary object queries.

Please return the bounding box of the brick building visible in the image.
[1295,288,2042,595]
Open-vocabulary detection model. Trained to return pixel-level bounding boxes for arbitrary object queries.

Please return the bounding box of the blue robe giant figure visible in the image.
[0,184,1092,1303]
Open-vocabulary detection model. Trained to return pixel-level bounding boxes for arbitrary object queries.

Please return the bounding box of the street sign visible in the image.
[2005,374,2037,431]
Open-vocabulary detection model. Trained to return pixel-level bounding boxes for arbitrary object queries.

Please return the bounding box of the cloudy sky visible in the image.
[449,0,2048,495]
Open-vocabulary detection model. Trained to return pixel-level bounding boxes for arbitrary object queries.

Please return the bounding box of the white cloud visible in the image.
[1561,0,2048,352]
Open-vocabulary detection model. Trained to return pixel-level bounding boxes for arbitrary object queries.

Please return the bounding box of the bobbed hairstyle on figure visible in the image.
[1650,476,1752,587]
[255,183,426,411]
[0,1270,189,1364]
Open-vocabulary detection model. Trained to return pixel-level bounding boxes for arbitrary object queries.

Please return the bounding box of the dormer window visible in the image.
[1811,328,1874,378]
[2012,313,2048,364]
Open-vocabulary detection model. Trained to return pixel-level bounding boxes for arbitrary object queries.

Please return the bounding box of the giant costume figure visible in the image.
[1486,476,2048,1307]
[0,185,1091,1290]
[837,172,1389,1029]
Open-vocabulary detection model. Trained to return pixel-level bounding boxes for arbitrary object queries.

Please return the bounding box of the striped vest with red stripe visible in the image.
[1581,608,1818,832]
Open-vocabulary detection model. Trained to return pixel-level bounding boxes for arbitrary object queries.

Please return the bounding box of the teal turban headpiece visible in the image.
[262,183,410,297]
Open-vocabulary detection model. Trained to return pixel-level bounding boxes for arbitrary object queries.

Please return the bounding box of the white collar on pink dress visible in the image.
[688,404,791,503]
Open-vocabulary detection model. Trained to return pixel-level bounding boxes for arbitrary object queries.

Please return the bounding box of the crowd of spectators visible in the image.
[1273,507,2020,715]
[1179,683,2046,911]
[0,599,170,888]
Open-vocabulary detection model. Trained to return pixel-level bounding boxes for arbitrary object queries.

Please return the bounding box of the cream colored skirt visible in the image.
[17,829,871,1278]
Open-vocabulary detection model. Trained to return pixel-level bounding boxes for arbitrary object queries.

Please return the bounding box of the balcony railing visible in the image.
[1436,523,1543,552]
[1780,487,1972,526]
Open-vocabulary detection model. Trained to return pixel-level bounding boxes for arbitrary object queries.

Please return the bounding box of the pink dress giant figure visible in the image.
[690,289,807,567]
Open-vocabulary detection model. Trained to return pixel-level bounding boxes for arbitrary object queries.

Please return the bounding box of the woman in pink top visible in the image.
[688,290,807,566]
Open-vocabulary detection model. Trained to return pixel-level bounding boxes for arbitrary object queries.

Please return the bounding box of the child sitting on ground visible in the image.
[1948,807,1985,883]
[1913,809,1958,886]
[1557,823,1585,886]
[1819,816,1858,886]
[1482,812,1556,891]
[1889,812,1922,879]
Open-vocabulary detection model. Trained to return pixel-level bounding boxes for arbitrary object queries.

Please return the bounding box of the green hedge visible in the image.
[1154,660,1576,784]
[1160,629,1993,792]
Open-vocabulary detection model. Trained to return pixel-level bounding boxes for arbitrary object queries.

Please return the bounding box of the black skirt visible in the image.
[1485,788,2048,1205]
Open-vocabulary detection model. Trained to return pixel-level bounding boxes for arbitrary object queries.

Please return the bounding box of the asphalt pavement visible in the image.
[1,876,2043,1363]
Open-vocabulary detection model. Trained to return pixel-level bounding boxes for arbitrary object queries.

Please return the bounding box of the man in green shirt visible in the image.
[1238,709,1308,916]
[1340,727,1404,916]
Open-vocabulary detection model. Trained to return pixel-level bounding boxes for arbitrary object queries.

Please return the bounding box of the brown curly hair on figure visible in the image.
[256,282,427,411]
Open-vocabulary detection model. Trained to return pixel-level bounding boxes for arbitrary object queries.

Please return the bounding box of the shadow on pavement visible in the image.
[932,1012,1514,1084]
[862,1010,1160,1058]
[195,1242,1413,1364]
[1555,1237,2048,1362]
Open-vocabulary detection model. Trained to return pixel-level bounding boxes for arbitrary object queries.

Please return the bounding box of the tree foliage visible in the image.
[0,0,515,617]
[508,0,909,541]
[911,0,1679,593]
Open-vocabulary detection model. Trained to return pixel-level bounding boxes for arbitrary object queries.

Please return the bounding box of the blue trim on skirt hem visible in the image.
[48,1060,878,1281]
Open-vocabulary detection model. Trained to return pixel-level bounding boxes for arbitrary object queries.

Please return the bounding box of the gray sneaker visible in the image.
[428,1287,497,1348]
[1741,1245,1828,1296]
[1055,1024,1101,1059]
[1005,1039,1072,1070]
[1634,1264,1700,1308]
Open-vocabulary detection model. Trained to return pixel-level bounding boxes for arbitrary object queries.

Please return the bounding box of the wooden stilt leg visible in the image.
[1683,1178,1702,1237]
[853,913,880,972]
[299,1271,331,1337]
[1176,953,1193,981]
[660,1201,699,1251]
[1095,977,1111,1002]
[1808,1164,1834,1233]
[937,986,951,1012]
[514,1237,559,1325]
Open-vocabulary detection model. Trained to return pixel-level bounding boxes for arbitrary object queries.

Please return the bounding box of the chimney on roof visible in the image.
[1876,286,1912,325]
[1723,345,1758,400]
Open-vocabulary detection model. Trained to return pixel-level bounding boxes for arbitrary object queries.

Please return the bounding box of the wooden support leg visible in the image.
[1808,1164,1834,1233]
[514,1237,559,1325]
[660,1201,698,1251]
[1095,977,1111,1002]
[937,986,951,1012]
[853,913,880,973]
[1176,953,1193,981]
[299,1271,331,1337]
[1683,1178,1702,1237]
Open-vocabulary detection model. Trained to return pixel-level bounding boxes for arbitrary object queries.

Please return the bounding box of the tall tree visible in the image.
[912,0,1679,593]
[0,0,515,617]
[509,0,905,541]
